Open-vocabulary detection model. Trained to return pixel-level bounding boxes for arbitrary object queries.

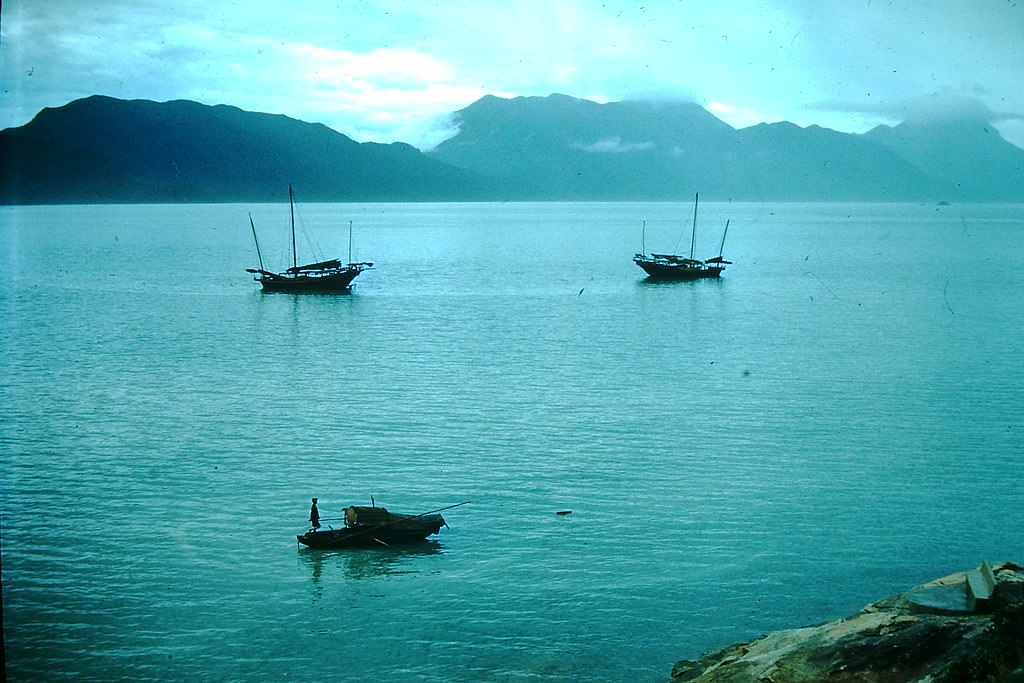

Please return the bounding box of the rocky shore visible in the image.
[671,562,1024,682]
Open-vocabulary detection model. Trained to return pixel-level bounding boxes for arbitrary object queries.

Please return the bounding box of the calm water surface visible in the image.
[2,201,1022,682]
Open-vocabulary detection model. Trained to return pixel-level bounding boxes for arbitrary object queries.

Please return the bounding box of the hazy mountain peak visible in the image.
[897,93,996,126]
[431,93,1023,201]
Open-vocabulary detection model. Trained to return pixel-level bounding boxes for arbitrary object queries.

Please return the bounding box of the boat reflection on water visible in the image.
[300,541,444,583]
[636,275,726,289]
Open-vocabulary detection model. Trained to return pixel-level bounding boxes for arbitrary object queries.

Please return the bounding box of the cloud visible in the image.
[706,101,769,129]
[573,137,655,154]
[2,0,1022,149]
[621,89,699,106]
[395,112,462,152]
[813,92,1023,125]
[893,94,998,124]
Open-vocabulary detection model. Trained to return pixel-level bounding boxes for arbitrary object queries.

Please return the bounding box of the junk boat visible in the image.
[633,192,731,280]
[247,185,372,292]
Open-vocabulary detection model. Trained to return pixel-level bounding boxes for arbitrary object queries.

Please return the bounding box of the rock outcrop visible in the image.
[671,562,1024,683]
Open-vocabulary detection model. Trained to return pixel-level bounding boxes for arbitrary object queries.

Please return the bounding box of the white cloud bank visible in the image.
[2,0,1021,149]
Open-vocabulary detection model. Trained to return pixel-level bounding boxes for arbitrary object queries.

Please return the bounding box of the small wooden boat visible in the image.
[297,504,455,549]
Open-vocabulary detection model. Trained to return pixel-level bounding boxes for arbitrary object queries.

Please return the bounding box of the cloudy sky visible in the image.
[2,0,1022,149]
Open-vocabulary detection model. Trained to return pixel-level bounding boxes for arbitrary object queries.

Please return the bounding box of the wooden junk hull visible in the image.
[634,258,724,280]
[256,267,364,293]
[297,508,446,549]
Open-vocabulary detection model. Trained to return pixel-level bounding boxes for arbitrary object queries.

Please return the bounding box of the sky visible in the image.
[2,0,1022,150]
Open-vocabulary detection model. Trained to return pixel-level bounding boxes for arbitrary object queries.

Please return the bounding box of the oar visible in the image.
[356,500,471,535]
[394,501,471,522]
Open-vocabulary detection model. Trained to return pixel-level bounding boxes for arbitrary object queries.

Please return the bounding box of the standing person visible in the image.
[309,498,321,531]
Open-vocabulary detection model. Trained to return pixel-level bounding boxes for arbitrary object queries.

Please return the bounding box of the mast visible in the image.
[289,184,297,270]
[689,192,698,260]
[348,220,354,264]
[718,219,730,259]
[249,213,265,272]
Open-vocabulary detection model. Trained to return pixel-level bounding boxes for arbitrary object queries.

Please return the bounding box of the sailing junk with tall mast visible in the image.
[633,192,731,280]
[247,185,372,292]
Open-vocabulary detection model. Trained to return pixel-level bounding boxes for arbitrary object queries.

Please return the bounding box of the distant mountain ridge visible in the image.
[2,94,1022,204]
[0,96,492,204]
[428,94,1024,202]
[863,119,1024,202]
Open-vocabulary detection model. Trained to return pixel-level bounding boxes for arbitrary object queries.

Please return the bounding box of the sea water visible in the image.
[1,201,1022,682]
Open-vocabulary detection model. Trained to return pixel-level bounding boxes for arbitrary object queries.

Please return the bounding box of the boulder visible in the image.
[671,562,1024,682]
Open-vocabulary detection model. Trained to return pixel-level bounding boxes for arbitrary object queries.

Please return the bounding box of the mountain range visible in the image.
[1,93,1021,204]
[0,96,491,204]
[429,94,1023,202]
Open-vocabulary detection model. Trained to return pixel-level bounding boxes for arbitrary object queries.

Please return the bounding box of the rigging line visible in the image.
[292,195,325,264]
[672,200,697,254]
[288,186,331,265]
[803,271,841,301]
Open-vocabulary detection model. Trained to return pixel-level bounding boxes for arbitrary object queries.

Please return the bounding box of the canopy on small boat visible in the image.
[343,505,445,529]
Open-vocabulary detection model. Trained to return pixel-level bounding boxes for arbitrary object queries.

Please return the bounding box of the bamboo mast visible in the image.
[689,192,698,260]
[289,184,297,270]
[249,214,265,271]
[718,219,730,259]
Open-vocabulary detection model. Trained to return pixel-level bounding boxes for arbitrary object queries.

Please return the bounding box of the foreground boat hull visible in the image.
[297,513,447,549]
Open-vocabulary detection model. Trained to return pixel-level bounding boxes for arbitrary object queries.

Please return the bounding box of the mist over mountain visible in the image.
[429,94,1023,202]
[863,118,1024,202]
[1,94,1021,204]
